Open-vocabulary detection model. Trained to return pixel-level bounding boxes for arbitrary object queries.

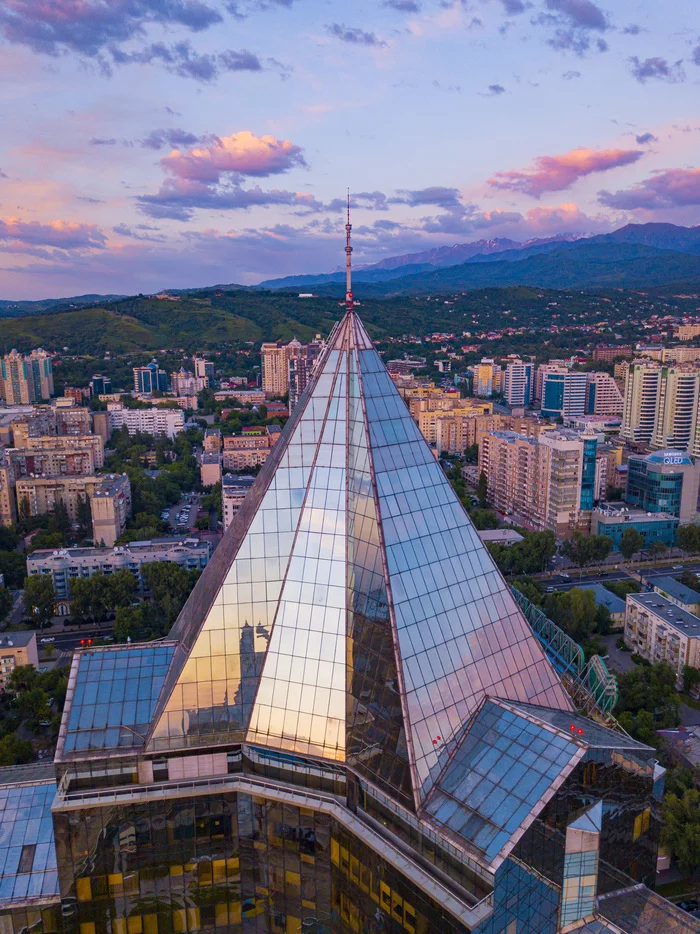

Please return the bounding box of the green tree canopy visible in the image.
[23,574,55,624]
[561,532,613,569]
[619,527,644,560]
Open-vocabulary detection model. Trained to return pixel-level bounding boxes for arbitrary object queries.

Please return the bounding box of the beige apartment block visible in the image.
[625,592,700,687]
[0,632,39,691]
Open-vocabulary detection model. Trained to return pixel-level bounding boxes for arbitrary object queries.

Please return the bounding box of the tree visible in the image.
[648,540,667,558]
[464,444,478,464]
[0,588,12,626]
[662,788,700,878]
[0,734,33,767]
[543,587,600,642]
[470,509,499,531]
[77,496,92,539]
[477,471,488,508]
[561,532,613,569]
[683,665,700,695]
[676,524,700,554]
[619,527,644,560]
[18,497,30,521]
[195,516,210,531]
[16,686,51,724]
[0,551,27,589]
[142,562,200,625]
[23,574,55,624]
[615,661,680,730]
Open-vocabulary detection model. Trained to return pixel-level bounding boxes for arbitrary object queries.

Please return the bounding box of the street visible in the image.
[542,561,700,593]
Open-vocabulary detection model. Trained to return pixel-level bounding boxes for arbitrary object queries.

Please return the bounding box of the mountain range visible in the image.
[257,223,700,295]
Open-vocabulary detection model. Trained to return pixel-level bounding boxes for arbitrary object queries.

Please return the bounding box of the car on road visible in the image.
[39,720,51,727]
[545,586,555,593]
[39,636,55,644]
[673,565,683,570]
[560,573,571,579]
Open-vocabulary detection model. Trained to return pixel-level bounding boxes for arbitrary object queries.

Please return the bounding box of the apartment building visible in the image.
[503,358,534,407]
[675,324,700,341]
[222,426,279,470]
[621,362,663,445]
[479,428,594,536]
[0,632,39,692]
[200,453,222,486]
[203,428,221,453]
[0,349,54,404]
[193,355,215,380]
[108,405,184,439]
[625,591,700,687]
[592,344,633,363]
[0,455,16,527]
[261,337,323,402]
[585,372,624,415]
[470,357,503,397]
[221,473,256,530]
[416,401,491,445]
[16,473,131,546]
[27,538,212,601]
[6,434,104,474]
[621,361,700,453]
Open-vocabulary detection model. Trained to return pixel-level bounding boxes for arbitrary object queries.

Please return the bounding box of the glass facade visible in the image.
[626,458,685,517]
[580,438,597,511]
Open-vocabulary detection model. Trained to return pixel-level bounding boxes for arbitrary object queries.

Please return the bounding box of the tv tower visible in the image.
[345,189,353,314]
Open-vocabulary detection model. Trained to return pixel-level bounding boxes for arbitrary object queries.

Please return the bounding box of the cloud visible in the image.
[0,0,222,58]
[635,132,657,145]
[481,84,506,95]
[500,0,527,13]
[89,137,132,146]
[141,128,202,150]
[112,223,167,241]
[562,69,581,78]
[628,56,685,83]
[158,130,306,182]
[488,146,644,198]
[383,0,420,10]
[137,179,324,220]
[532,0,610,54]
[325,24,387,47]
[112,40,262,81]
[622,23,642,35]
[393,187,462,208]
[544,0,608,31]
[599,168,700,210]
[0,169,8,179]
[693,44,700,66]
[0,217,106,250]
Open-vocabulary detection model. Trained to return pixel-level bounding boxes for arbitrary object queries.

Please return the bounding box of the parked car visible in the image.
[39,636,55,644]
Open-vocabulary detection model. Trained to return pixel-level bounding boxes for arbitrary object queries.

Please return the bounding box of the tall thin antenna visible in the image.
[345,189,353,314]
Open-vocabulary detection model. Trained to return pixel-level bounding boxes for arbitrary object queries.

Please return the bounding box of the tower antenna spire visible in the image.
[345,188,353,314]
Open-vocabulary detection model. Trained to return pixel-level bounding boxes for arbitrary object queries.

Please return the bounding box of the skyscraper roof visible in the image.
[138,307,572,808]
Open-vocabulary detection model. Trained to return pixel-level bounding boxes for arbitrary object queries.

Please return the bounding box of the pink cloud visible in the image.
[488,147,644,198]
[599,168,700,210]
[159,131,307,183]
[0,217,106,250]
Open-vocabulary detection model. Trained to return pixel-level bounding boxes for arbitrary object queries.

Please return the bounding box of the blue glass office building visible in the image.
[0,312,696,934]
[626,450,699,522]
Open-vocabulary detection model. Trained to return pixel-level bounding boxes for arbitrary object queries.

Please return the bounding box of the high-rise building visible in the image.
[626,450,700,521]
[470,357,502,396]
[108,406,184,439]
[171,369,209,395]
[585,372,624,415]
[621,362,700,452]
[541,371,588,419]
[133,360,169,394]
[0,452,16,527]
[89,374,112,396]
[503,358,533,407]
[261,341,293,395]
[13,308,681,934]
[193,355,215,380]
[221,473,256,530]
[288,341,324,410]
[534,360,569,401]
[621,361,662,445]
[1,348,54,403]
[479,428,597,536]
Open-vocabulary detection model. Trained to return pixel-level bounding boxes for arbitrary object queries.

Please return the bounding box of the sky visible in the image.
[0,0,699,299]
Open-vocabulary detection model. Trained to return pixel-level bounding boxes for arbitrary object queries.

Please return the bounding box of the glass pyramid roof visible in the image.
[143,309,572,807]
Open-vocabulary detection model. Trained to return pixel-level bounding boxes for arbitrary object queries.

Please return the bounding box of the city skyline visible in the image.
[0,0,699,299]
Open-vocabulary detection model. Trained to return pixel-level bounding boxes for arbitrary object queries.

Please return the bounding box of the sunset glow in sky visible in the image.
[1,0,699,298]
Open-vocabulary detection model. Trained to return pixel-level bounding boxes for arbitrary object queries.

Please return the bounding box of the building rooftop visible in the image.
[222,473,257,489]
[477,529,525,545]
[201,452,221,465]
[629,592,700,638]
[596,884,700,934]
[579,583,627,615]
[0,772,57,906]
[28,538,208,562]
[0,630,36,649]
[595,505,677,523]
[653,575,700,606]
[657,725,700,768]
[645,450,695,466]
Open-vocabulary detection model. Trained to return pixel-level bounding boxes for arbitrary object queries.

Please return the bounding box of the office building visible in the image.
[626,450,700,521]
[193,355,215,380]
[503,358,533,407]
[585,372,624,415]
[625,591,700,687]
[108,406,184,440]
[541,371,588,419]
[534,360,569,401]
[0,308,692,934]
[591,505,678,551]
[221,473,256,530]
[28,538,211,601]
[89,374,112,396]
[1,348,54,404]
[170,368,209,395]
[15,473,131,546]
[592,344,633,363]
[479,428,596,537]
[0,632,38,691]
[133,360,169,394]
